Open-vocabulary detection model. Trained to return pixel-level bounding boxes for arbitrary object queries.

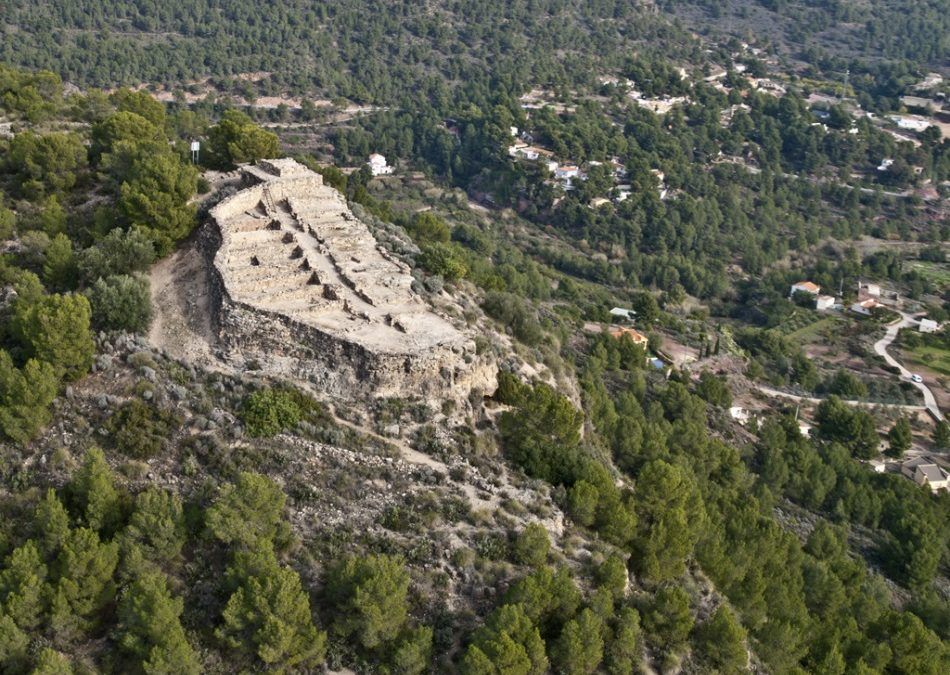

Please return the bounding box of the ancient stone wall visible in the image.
[205,159,495,405]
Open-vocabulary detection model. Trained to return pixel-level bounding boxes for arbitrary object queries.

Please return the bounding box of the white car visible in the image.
[911,374,923,383]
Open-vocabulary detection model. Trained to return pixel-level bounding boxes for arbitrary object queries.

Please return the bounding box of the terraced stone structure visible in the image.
[208,159,495,403]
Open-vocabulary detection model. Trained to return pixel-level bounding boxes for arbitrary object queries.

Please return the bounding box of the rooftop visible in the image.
[608,326,648,344]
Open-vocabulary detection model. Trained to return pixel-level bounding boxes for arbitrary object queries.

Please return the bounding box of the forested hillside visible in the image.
[0,0,691,106]
[666,0,950,65]
[0,0,948,673]
[2,1,946,111]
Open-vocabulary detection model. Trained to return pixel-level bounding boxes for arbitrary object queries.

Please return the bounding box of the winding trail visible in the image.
[872,312,944,421]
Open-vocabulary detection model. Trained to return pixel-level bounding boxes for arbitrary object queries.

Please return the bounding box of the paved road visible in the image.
[872,313,944,421]
[754,313,944,421]
[754,383,928,412]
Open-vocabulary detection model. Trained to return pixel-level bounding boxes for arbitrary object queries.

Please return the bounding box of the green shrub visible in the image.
[407,212,450,244]
[107,399,181,459]
[240,388,303,437]
[0,206,15,240]
[77,227,156,282]
[86,274,152,332]
[417,242,468,281]
[482,291,543,346]
[511,523,550,567]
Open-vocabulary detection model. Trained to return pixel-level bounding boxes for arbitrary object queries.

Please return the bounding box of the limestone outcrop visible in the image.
[207,159,495,405]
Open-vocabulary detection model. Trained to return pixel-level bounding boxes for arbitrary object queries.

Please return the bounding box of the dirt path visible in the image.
[148,244,221,369]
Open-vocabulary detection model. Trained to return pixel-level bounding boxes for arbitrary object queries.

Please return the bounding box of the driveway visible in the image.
[872,312,944,421]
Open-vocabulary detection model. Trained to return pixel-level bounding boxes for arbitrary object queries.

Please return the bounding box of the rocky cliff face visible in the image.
[204,159,496,407]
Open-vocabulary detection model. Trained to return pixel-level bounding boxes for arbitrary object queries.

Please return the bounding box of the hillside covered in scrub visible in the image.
[1,0,949,671]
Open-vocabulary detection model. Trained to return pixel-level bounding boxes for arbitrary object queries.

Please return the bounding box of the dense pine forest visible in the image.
[0,1,948,673]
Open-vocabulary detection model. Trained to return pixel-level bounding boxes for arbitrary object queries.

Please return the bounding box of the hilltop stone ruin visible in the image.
[205,159,496,405]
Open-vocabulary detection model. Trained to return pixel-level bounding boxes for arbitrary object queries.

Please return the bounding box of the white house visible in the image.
[919,318,939,333]
[633,96,688,115]
[790,281,821,297]
[859,282,881,297]
[889,115,932,132]
[815,295,836,311]
[877,158,894,172]
[869,459,887,473]
[609,307,636,321]
[367,153,393,176]
[508,143,539,161]
[752,79,787,96]
[555,164,580,179]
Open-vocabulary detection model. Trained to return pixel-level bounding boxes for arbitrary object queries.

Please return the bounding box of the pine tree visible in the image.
[932,420,949,450]
[693,606,748,674]
[551,608,604,675]
[461,635,531,675]
[502,566,581,626]
[595,555,628,599]
[0,540,48,631]
[630,460,706,581]
[511,523,550,568]
[13,293,94,382]
[388,626,433,675]
[0,352,58,444]
[463,604,548,675]
[886,417,912,458]
[34,489,71,559]
[604,606,641,675]
[326,554,410,650]
[30,648,73,674]
[42,233,76,290]
[642,585,693,654]
[218,542,326,671]
[117,572,200,675]
[49,527,119,638]
[122,488,186,564]
[206,472,290,548]
[0,614,30,672]
[69,447,124,534]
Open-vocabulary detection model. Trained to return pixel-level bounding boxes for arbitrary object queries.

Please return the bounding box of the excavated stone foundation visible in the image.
[206,159,495,405]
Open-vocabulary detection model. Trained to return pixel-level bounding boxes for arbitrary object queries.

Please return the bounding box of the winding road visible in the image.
[872,312,944,421]
[752,311,944,421]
